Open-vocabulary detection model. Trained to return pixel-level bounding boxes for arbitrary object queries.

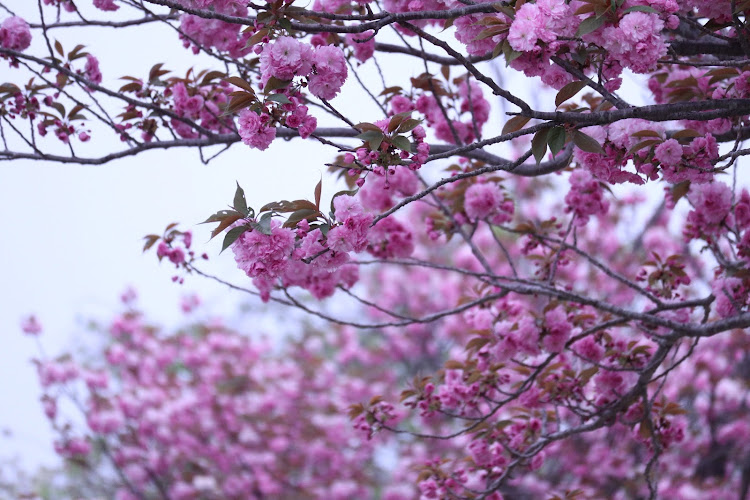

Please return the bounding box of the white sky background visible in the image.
[0,0,658,474]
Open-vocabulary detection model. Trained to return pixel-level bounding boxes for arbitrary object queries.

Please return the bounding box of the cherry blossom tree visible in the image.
[6,0,750,498]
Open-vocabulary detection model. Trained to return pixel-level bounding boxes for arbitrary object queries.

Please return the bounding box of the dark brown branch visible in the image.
[0,47,216,137]
[521,99,750,125]
[29,15,178,29]
[400,21,531,112]
[670,39,745,58]
[374,42,491,66]
[0,128,357,165]
[143,0,501,33]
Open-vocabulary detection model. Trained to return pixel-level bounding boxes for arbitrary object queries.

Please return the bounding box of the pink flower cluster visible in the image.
[594,12,670,74]
[541,306,573,353]
[229,196,399,300]
[42,0,76,12]
[0,16,31,52]
[507,0,571,53]
[463,181,514,224]
[93,0,119,11]
[658,134,717,184]
[21,315,42,336]
[260,37,348,101]
[308,45,348,100]
[283,102,317,138]
[367,217,414,259]
[359,167,419,211]
[416,80,490,145]
[573,121,719,186]
[172,82,204,119]
[564,169,609,226]
[683,182,733,242]
[712,276,748,317]
[454,13,510,56]
[179,1,251,57]
[346,31,375,63]
[238,109,277,150]
[327,195,373,253]
[233,219,296,287]
[234,92,317,150]
[260,36,314,82]
[159,80,233,141]
[36,305,398,499]
[84,54,102,85]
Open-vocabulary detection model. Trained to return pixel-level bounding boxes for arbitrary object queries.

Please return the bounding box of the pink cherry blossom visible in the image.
[0,16,31,52]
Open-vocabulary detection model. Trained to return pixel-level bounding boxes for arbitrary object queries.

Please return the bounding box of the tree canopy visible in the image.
[5,0,750,498]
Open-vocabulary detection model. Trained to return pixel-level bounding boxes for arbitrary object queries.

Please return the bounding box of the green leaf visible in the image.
[494,5,515,18]
[259,199,317,213]
[555,81,587,108]
[502,115,531,135]
[142,234,160,252]
[572,130,605,154]
[576,16,605,37]
[224,93,256,114]
[224,76,255,93]
[547,126,567,156]
[391,135,412,152]
[397,118,421,134]
[209,213,245,239]
[245,28,269,48]
[201,70,226,86]
[68,44,88,61]
[627,139,661,155]
[233,182,248,215]
[250,212,273,235]
[387,111,412,133]
[356,122,383,133]
[622,5,659,14]
[221,225,250,252]
[532,128,549,165]
[68,104,85,119]
[0,83,21,95]
[50,102,66,118]
[256,11,273,23]
[266,93,291,105]
[475,26,509,41]
[283,209,320,228]
[278,18,293,32]
[314,178,322,211]
[671,129,702,140]
[378,86,403,96]
[502,41,522,66]
[264,76,291,93]
[201,209,242,224]
[631,129,663,138]
[148,63,170,82]
[492,40,504,60]
[357,130,384,151]
[670,181,691,205]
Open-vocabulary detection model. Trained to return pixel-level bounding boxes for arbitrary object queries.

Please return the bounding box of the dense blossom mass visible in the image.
[5,0,750,499]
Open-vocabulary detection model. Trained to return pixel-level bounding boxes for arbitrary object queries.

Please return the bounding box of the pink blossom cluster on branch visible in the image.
[5,0,750,498]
